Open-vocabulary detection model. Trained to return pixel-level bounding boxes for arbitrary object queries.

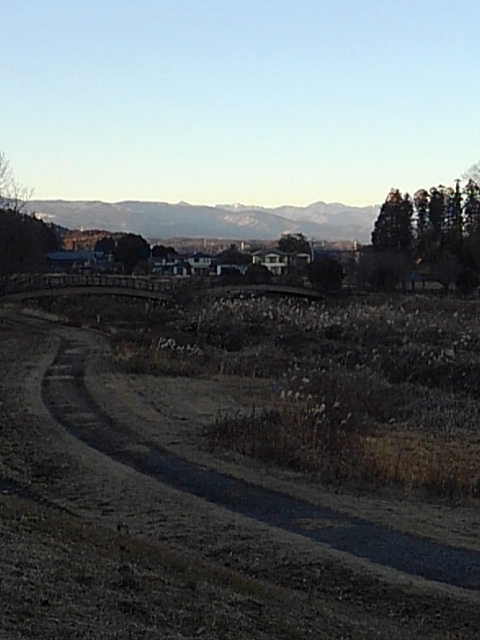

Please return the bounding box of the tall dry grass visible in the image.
[31,291,480,500]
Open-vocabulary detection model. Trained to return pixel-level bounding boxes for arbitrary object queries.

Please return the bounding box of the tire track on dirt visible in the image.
[41,333,480,591]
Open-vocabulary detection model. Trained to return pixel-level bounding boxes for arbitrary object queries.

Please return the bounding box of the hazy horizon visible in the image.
[28,196,379,209]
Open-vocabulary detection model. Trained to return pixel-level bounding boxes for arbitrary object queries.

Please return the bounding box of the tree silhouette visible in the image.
[442,181,463,255]
[114,233,150,273]
[94,236,116,254]
[427,186,446,250]
[277,233,310,255]
[0,206,58,275]
[371,189,413,253]
[413,188,429,257]
[0,151,32,211]
[464,180,480,238]
[0,152,57,275]
[151,244,177,259]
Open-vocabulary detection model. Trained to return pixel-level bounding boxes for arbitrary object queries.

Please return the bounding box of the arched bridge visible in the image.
[0,273,181,302]
[0,273,325,303]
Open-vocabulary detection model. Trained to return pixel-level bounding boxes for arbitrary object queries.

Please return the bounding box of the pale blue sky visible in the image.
[3,0,480,207]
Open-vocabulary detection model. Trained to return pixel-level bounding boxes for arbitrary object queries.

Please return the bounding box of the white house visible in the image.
[251,249,289,276]
[187,252,212,276]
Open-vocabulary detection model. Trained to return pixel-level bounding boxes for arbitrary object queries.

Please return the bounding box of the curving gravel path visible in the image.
[40,333,480,591]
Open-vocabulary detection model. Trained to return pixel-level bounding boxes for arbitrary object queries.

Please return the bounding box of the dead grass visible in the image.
[206,403,365,480]
[22,292,480,501]
[1,493,432,640]
[360,429,480,498]
[3,303,480,639]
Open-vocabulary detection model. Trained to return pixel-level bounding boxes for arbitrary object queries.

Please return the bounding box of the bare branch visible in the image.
[0,152,33,212]
[462,159,480,185]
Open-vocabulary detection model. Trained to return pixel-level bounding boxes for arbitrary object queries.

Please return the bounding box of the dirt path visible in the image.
[3,307,480,638]
[39,331,480,590]
[77,322,480,556]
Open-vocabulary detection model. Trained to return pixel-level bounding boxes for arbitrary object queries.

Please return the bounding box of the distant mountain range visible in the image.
[30,199,379,243]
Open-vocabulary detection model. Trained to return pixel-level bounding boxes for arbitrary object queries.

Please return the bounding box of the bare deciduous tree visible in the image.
[0,152,32,211]
[463,159,480,185]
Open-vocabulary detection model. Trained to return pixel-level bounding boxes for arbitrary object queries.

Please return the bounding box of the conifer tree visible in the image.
[463,179,480,238]
[371,189,413,253]
[413,188,429,257]
[463,179,480,270]
[442,181,463,254]
[428,186,446,247]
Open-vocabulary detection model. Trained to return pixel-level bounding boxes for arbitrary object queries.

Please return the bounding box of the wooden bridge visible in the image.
[0,273,325,303]
[0,273,181,302]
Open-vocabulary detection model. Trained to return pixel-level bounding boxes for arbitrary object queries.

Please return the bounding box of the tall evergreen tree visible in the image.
[463,179,480,237]
[442,181,463,254]
[371,189,413,253]
[428,186,446,247]
[463,179,480,270]
[413,188,429,257]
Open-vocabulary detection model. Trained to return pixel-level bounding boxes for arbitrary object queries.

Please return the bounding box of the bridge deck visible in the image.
[0,274,325,302]
[1,286,174,302]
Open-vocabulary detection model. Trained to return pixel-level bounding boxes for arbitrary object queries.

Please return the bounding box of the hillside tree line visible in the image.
[369,179,480,293]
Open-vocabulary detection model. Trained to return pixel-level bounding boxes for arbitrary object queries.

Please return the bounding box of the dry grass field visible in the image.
[97,291,480,501]
[2,290,480,639]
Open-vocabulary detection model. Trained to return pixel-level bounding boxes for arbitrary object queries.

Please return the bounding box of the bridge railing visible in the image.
[0,273,188,296]
[0,272,323,300]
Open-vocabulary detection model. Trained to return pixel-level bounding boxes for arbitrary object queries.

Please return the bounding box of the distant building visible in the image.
[150,255,191,277]
[213,246,252,276]
[251,249,289,276]
[46,250,110,271]
[187,252,213,276]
